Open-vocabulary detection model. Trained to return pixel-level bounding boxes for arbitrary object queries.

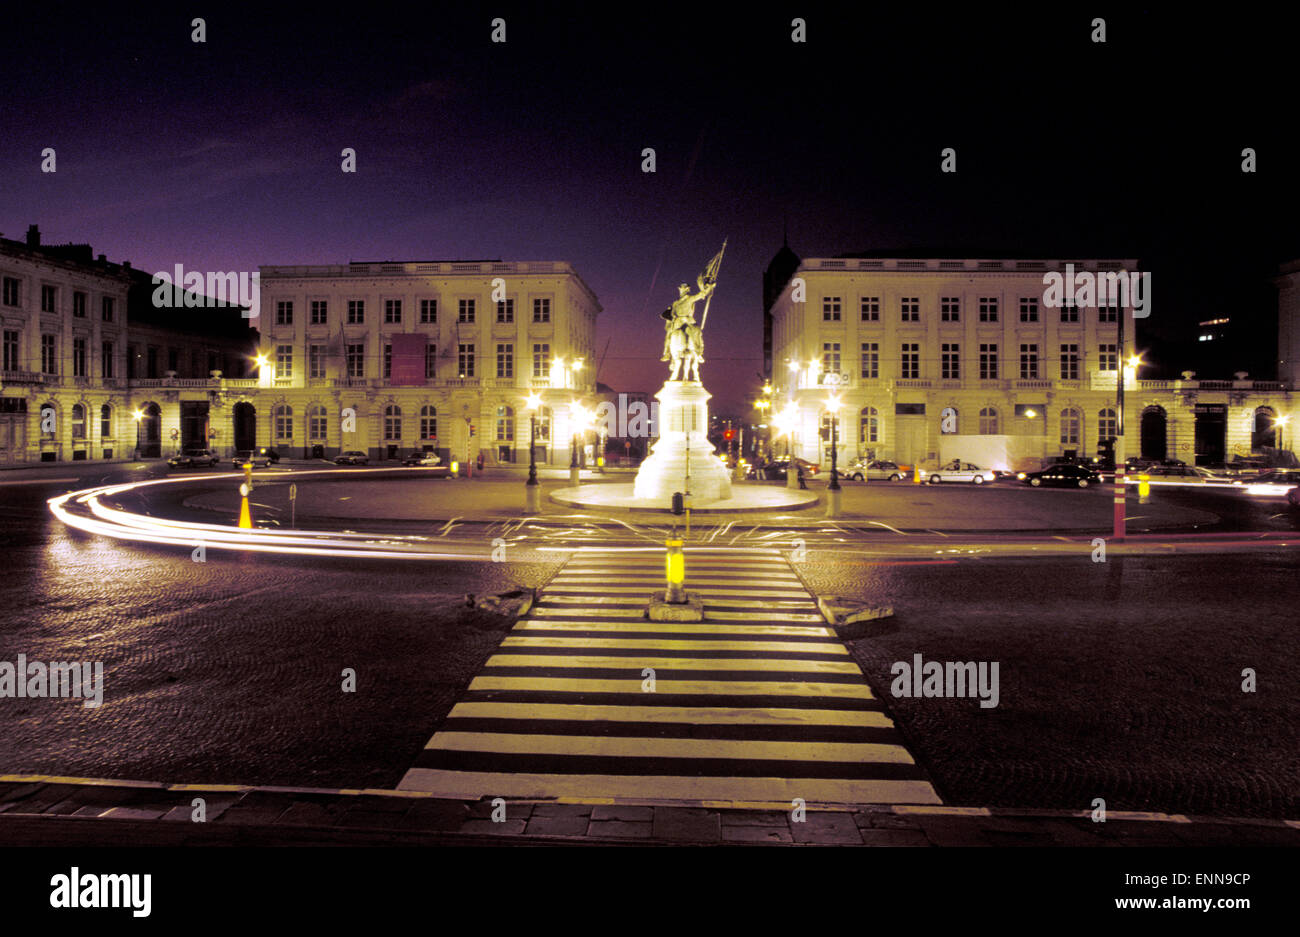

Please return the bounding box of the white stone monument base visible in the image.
[632,380,732,503]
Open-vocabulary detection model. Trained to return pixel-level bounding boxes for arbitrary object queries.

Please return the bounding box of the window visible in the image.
[941,343,960,379]
[41,335,57,374]
[146,346,158,378]
[1059,300,1079,323]
[1019,344,1039,379]
[1019,297,1038,322]
[1099,302,1119,323]
[3,330,18,371]
[41,285,56,313]
[1098,408,1117,440]
[1060,343,1079,380]
[458,343,475,377]
[822,297,841,321]
[276,344,292,379]
[536,407,552,443]
[496,343,513,379]
[979,407,999,434]
[496,405,514,441]
[458,299,475,323]
[900,297,919,322]
[101,341,113,379]
[346,343,365,378]
[41,402,55,438]
[860,406,879,445]
[420,298,437,323]
[100,404,112,439]
[101,296,114,321]
[168,348,178,373]
[860,297,880,321]
[383,343,393,380]
[310,300,328,324]
[941,297,960,322]
[274,405,293,440]
[384,299,402,324]
[533,343,550,379]
[71,404,85,439]
[978,297,998,322]
[496,299,514,323]
[309,345,325,379]
[275,301,293,326]
[820,412,837,443]
[425,344,437,379]
[1099,343,1117,371]
[420,405,438,439]
[821,342,840,378]
[347,300,364,324]
[384,405,402,440]
[73,291,86,317]
[308,405,327,440]
[900,343,919,379]
[532,298,550,323]
[979,343,998,379]
[2,277,18,306]
[1060,408,1081,446]
[73,337,87,378]
[860,342,878,379]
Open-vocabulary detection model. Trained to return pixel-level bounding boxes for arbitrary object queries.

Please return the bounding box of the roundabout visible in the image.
[548,481,818,512]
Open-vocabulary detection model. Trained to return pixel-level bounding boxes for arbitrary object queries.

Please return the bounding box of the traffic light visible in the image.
[723,429,735,441]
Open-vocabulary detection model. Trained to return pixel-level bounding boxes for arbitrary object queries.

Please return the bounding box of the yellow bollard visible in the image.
[913,465,923,484]
[1138,473,1150,504]
[664,539,685,603]
[238,481,253,528]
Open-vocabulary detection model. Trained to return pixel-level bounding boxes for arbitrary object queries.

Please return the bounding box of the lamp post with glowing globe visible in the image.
[525,392,541,512]
[826,393,842,517]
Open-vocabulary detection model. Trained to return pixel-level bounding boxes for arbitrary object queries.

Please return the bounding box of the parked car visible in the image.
[845,459,910,482]
[1135,465,1234,484]
[401,451,442,467]
[925,460,995,485]
[334,450,370,465]
[230,449,272,468]
[1242,470,1300,496]
[1017,464,1103,488]
[167,448,219,469]
[1287,486,1300,509]
[747,457,819,480]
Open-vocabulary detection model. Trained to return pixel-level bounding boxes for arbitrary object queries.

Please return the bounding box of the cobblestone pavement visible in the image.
[0,778,1295,846]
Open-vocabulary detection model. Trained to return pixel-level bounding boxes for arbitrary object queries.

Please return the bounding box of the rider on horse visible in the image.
[661,277,713,373]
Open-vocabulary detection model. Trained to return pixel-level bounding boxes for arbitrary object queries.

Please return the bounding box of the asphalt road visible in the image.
[0,462,1296,817]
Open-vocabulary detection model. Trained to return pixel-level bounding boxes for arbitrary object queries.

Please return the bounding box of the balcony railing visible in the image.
[0,370,46,384]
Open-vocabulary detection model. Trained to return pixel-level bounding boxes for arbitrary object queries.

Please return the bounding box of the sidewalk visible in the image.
[1,776,1295,846]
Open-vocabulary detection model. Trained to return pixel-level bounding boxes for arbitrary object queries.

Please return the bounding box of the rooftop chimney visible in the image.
[97,254,106,263]
[26,225,39,247]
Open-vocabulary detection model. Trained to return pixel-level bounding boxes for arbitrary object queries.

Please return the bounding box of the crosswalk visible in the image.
[398,548,941,806]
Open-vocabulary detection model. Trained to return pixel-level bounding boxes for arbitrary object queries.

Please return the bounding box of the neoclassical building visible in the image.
[769,253,1294,470]
[253,260,600,464]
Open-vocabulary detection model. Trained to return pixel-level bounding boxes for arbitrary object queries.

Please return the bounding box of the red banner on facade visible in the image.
[390,333,427,386]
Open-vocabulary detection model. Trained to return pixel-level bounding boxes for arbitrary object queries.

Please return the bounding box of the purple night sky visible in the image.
[4,6,1297,411]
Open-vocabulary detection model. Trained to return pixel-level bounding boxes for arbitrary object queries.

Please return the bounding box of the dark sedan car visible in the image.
[230,449,273,468]
[747,457,819,480]
[167,448,219,469]
[1017,463,1103,488]
[334,450,370,465]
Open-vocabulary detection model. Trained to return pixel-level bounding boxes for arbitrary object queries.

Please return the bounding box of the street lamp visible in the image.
[569,402,587,486]
[525,392,541,511]
[826,394,842,518]
[774,405,799,489]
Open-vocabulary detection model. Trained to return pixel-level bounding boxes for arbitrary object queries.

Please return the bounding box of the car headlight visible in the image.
[1016,472,1026,479]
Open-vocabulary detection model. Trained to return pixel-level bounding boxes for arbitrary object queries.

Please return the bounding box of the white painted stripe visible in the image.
[703,610,826,623]
[484,654,864,674]
[396,769,942,805]
[468,676,876,699]
[540,595,819,611]
[500,635,849,655]
[447,701,892,727]
[427,732,916,764]
[513,620,835,637]
[544,586,809,599]
[549,577,802,588]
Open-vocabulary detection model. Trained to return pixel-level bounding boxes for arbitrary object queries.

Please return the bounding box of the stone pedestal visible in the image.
[633,381,732,503]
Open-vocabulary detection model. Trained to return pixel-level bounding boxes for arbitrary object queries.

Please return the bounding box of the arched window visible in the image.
[100,404,113,439]
[420,405,437,440]
[1098,408,1117,440]
[384,404,402,440]
[273,404,293,440]
[1252,406,1277,451]
[308,404,327,440]
[497,405,515,442]
[40,402,57,439]
[979,407,999,435]
[1060,408,1081,446]
[71,404,86,439]
[859,406,879,445]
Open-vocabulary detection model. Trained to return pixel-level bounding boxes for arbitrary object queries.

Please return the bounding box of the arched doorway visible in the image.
[137,402,162,458]
[1252,407,1277,451]
[233,401,256,452]
[1140,405,1167,461]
